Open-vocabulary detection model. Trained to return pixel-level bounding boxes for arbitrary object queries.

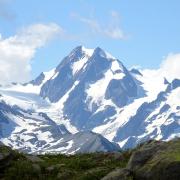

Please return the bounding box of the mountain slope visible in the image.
[0,100,120,154]
[114,79,180,148]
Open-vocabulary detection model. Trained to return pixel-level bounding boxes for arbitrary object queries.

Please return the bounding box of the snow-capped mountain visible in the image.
[0,100,120,154]
[0,45,179,152]
[39,46,144,131]
[114,79,180,148]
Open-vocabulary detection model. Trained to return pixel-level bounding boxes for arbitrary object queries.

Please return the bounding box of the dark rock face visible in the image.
[164,78,169,85]
[130,68,143,76]
[30,72,45,86]
[166,79,180,92]
[105,74,137,107]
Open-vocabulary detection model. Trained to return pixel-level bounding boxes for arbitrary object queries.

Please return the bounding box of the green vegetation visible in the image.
[1,139,180,180]
[0,148,131,180]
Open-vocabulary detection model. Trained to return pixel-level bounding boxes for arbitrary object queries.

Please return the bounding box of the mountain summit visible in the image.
[39,46,142,130]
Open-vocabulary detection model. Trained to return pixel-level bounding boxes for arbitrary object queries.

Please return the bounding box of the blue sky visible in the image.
[0,0,180,80]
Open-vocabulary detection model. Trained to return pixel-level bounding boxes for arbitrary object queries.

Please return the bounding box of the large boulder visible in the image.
[128,139,180,180]
[127,140,166,170]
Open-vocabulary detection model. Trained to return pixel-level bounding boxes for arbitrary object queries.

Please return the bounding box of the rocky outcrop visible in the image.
[130,139,180,180]
[102,139,180,180]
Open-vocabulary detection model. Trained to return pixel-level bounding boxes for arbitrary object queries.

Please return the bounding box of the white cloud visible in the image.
[0,23,63,85]
[73,11,126,40]
[141,53,180,87]
[160,53,180,82]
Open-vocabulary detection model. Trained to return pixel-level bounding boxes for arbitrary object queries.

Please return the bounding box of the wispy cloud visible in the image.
[0,23,63,84]
[104,27,125,40]
[72,11,127,40]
